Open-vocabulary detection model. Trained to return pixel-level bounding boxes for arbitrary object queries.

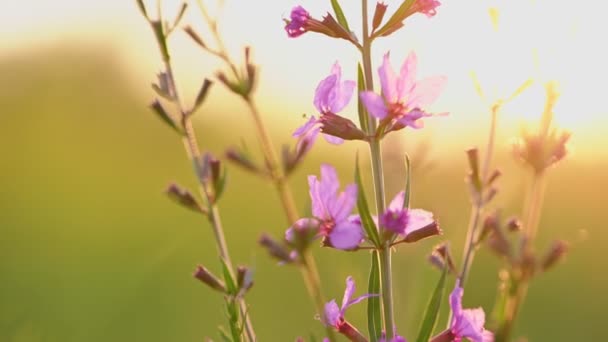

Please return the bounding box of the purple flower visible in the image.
[379,191,440,242]
[449,281,494,342]
[293,63,361,147]
[324,276,376,340]
[308,164,364,250]
[360,52,446,135]
[285,6,311,38]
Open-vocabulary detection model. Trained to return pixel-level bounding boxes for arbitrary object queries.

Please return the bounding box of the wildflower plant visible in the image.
[134,0,572,341]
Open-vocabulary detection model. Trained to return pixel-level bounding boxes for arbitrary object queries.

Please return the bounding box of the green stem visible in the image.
[361,0,394,337]
[457,104,500,285]
[495,171,546,342]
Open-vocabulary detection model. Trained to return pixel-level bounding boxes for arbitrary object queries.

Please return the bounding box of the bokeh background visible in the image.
[1,0,606,341]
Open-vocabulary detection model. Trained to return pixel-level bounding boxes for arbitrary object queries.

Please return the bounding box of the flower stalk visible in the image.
[188,3,334,339]
[139,4,256,339]
[361,0,395,338]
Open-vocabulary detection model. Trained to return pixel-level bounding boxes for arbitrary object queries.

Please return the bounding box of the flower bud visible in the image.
[478,210,500,243]
[541,240,569,271]
[372,2,388,32]
[485,169,501,186]
[225,147,262,175]
[259,234,294,264]
[285,218,320,253]
[236,266,254,296]
[403,220,442,243]
[165,183,205,214]
[193,265,226,293]
[505,216,522,232]
[429,242,457,274]
[319,113,366,141]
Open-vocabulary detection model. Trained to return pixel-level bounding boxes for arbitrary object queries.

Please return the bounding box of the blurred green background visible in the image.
[1,1,606,341]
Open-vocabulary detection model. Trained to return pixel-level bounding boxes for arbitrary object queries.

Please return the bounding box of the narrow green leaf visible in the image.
[172,3,188,29]
[403,154,411,209]
[357,64,370,134]
[135,0,148,18]
[355,155,381,247]
[415,265,448,342]
[218,326,232,342]
[220,258,237,295]
[367,251,382,342]
[330,0,350,32]
[150,20,170,61]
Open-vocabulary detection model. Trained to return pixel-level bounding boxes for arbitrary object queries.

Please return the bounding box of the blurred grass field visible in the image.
[0,45,605,342]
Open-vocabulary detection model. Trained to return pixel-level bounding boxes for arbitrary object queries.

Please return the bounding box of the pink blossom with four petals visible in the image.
[359,52,446,134]
[286,164,364,250]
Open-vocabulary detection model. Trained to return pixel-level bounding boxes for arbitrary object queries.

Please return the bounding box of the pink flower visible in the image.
[409,0,442,18]
[380,191,440,242]
[359,52,446,136]
[293,63,362,147]
[449,281,494,342]
[324,277,377,340]
[286,164,364,250]
[285,6,311,38]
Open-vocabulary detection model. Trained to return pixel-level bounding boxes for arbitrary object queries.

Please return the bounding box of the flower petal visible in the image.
[341,276,356,311]
[388,191,405,211]
[329,219,364,250]
[360,91,388,119]
[397,51,417,101]
[404,209,435,236]
[308,175,326,219]
[406,75,447,109]
[314,74,338,114]
[328,183,357,222]
[324,299,341,327]
[330,80,356,113]
[379,53,398,103]
[323,133,345,145]
[449,281,464,321]
[293,116,318,138]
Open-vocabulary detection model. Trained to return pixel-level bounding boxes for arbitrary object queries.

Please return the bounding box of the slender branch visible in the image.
[149,19,256,339]
[457,104,500,286]
[495,171,546,342]
[361,0,394,338]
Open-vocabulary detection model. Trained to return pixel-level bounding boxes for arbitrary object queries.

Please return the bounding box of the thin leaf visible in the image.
[355,155,381,247]
[403,154,411,209]
[367,251,382,342]
[172,3,188,29]
[218,326,232,342]
[193,79,213,111]
[357,64,370,134]
[415,265,448,342]
[220,258,237,296]
[330,0,350,32]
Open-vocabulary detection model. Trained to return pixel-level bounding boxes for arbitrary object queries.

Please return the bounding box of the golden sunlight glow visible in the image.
[2,0,605,157]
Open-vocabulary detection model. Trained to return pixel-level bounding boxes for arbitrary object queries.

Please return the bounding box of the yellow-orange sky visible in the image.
[2,0,606,159]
